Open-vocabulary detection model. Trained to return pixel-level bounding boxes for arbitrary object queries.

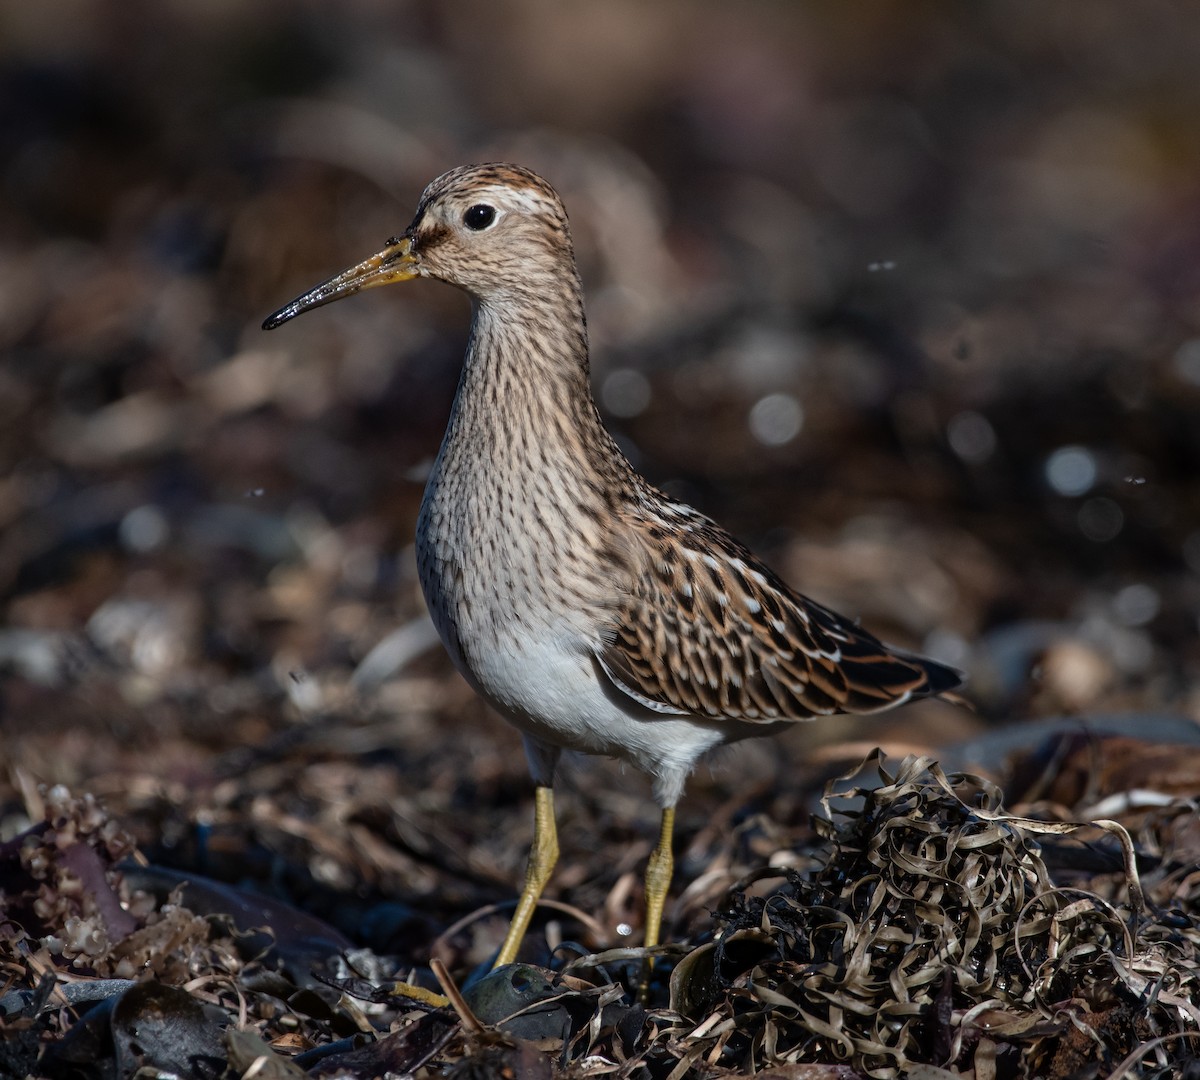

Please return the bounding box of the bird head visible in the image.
[263,163,575,329]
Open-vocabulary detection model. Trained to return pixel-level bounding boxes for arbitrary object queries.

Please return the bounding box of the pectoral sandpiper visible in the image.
[264,163,962,970]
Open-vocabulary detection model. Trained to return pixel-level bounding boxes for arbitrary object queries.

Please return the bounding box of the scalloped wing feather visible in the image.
[597,501,961,723]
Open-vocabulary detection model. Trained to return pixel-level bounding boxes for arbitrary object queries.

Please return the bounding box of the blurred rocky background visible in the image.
[2,0,1199,1037]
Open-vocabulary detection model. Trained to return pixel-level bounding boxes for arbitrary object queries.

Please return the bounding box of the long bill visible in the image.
[262,236,418,330]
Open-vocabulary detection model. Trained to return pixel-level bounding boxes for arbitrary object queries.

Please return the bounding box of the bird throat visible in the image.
[415,287,626,671]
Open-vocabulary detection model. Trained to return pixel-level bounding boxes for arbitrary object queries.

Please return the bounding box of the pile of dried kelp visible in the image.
[640,753,1200,1077]
[3,758,1198,1078]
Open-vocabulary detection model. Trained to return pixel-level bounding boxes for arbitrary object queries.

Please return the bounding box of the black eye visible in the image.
[463,204,496,231]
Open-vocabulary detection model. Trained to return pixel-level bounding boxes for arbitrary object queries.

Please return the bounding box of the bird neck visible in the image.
[446,278,620,476]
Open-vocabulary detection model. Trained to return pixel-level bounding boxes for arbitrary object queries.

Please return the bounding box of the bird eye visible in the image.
[462,204,497,231]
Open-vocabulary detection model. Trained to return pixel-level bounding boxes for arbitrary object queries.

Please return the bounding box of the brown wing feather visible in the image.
[598,502,961,722]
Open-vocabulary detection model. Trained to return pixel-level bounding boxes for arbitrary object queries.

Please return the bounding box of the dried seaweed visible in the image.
[642,753,1200,1078]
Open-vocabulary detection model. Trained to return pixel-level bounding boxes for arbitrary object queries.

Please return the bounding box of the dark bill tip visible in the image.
[261,270,370,331]
[262,300,305,331]
[261,278,359,331]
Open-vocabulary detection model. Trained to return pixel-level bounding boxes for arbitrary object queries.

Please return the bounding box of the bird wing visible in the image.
[596,502,959,722]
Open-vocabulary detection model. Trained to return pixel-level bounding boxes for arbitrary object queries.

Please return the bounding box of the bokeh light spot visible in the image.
[1045,445,1097,496]
[601,367,652,418]
[946,410,997,463]
[748,392,804,446]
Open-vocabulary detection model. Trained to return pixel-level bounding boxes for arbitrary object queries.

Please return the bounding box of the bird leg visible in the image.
[638,806,676,999]
[494,784,559,967]
[643,806,675,952]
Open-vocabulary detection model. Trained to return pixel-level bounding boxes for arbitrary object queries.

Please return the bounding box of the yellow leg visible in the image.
[493,785,558,967]
[643,806,675,952]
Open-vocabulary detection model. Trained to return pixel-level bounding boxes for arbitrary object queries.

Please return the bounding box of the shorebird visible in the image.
[264,163,962,970]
